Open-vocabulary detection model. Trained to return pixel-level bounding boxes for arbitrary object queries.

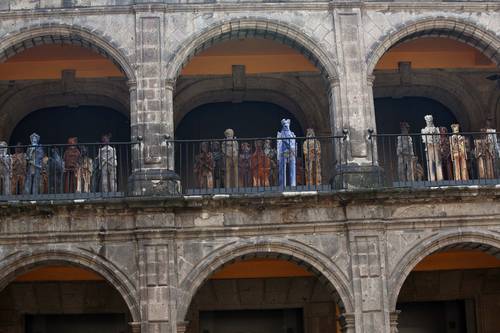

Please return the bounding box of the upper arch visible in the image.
[388,229,500,311]
[176,238,354,323]
[0,248,141,322]
[0,23,136,82]
[166,18,339,82]
[367,17,500,75]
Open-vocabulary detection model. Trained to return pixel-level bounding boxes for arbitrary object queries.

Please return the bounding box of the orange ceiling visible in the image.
[14,266,104,282]
[0,44,123,80]
[375,37,496,70]
[210,258,313,280]
[414,250,500,272]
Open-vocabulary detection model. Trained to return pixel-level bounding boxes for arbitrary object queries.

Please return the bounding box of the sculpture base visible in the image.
[128,169,181,196]
[333,163,383,189]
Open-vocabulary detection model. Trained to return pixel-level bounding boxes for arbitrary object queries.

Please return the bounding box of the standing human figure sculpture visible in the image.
[482,121,499,178]
[238,142,252,188]
[11,143,26,195]
[77,146,93,193]
[0,141,11,195]
[475,129,495,179]
[264,139,278,186]
[211,141,225,188]
[221,129,239,188]
[48,148,64,194]
[277,119,297,187]
[63,137,81,193]
[449,124,469,181]
[303,128,322,186]
[396,122,416,182]
[439,127,453,180]
[98,134,117,192]
[251,140,271,187]
[193,141,214,189]
[24,133,44,195]
[421,115,443,181]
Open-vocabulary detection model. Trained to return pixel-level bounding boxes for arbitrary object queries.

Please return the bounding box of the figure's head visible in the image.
[451,123,460,133]
[211,141,220,152]
[424,115,434,126]
[200,141,209,153]
[0,141,7,156]
[224,128,234,139]
[255,140,264,150]
[439,126,448,135]
[67,137,78,146]
[80,146,88,157]
[101,133,111,144]
[30,133,40,145]
[241,142,251,153]
[486,118,493,129]
[264,139,272,148]
[400,122,410,134]
[306,128,315,137]
[281,119,291,131]
[15,142,24,154]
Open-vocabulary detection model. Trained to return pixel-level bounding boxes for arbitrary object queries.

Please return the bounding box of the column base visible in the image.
[128,169,181,196]
[333,163,383,189]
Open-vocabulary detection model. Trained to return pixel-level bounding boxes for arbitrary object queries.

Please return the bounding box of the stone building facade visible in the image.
[0,1,500,333]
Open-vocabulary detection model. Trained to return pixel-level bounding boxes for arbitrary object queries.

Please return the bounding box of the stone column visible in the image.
[339,313,355,333]
[332,7,380,188]
[390,311,401,333]
[128,8,180,196]
[129,322,141,333]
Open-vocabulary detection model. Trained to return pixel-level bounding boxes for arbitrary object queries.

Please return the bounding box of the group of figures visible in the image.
[193,119,322,189]
[397,115,500,182]
[0,133,118,196]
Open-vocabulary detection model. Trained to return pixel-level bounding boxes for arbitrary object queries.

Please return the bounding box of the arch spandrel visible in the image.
[0,247,141,322]
[176,238,355,323]
[387,230,500,311]
[365,17,500,76]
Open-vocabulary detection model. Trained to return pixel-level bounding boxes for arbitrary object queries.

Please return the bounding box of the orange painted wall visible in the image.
[375,38,496,70]
[181,39,318,75]
[414,251,500,272]
[210,258,313,280]
[14,266,104,282]
[0,44,123,80]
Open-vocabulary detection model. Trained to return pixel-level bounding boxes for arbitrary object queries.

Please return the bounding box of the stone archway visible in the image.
[176,239,355,329]
[0,248,141,323]
[366,17,500,76]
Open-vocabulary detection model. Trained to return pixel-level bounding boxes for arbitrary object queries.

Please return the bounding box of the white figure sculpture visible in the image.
[0,141,11,195]
[98,134,117,192]
[421,115,443,181]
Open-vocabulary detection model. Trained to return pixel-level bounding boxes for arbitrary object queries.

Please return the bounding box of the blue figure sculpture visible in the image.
[24,133,44,195]
[277,119,296,187]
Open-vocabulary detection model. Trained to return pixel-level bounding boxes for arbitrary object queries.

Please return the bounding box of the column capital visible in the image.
[338,312,355,332]
[367,74,376,86]
[129,321,141,333]
[165,78,176,91]
[127,79,138,91]
[390,310,401,333]
[328,75,341,88]
[177,321,190,333]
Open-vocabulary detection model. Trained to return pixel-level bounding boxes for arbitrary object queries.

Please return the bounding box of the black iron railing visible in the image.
[173,136,347,194]
[0,142,136,200]
[370,131,500,187]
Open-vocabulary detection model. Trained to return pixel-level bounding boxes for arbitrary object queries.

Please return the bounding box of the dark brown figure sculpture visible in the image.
[238,142,252,188]
[11,143,26,195]
[397,122,416,182]
[449,124,468,181]
[40,153,49,194]
[296,156,304,186]
[439,127,453,180]
[194,141,214,189]
[211,141,225,188]
[251,140,271,187]
[221,129,239,188]
[264,139,278,186]
[475,130,495,179]
[303,128,322,186]
[77,146,93,193]
[63,137,81,193]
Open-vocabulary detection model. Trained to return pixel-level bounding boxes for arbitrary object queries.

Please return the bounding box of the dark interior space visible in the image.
[375,97,458,135]
[9,106,130,146]
[25,314,128,333]
[175,102,304,140]
[199,308,304,333]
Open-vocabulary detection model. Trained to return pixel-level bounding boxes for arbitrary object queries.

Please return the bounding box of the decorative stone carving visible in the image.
[251,140,270,187]
[303,128,322,186]
[396,122,415,182]
[0,141,11,196]
[24,133,44,195]
[211,141,225,188]
[238,142,252,188]
[277,119,296,187]
[194,141,214,189]
[421,115,443,181]
[264,139,278,186]
[449,124,468,181]
[77,146,93,193]
[63,137,81,193]
[439,127,453,180]
[11,143,26,195]
[98,134,117,192]
[221,129,238,188]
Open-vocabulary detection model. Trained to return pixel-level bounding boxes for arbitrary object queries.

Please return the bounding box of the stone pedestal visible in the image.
[128,168,181,196]
[334,163,383,189]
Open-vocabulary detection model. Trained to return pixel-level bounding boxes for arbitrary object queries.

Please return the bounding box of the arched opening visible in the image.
[0,28,134,197]
[171,22,336,193]
[392,241,500,332]
[369,22,500,185]
[181,252,351,333]
[0,263,137,333]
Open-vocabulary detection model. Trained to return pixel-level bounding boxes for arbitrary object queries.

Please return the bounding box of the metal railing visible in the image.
[370,131,500,188]
[173,136,347,195]
[0,142,135,200]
